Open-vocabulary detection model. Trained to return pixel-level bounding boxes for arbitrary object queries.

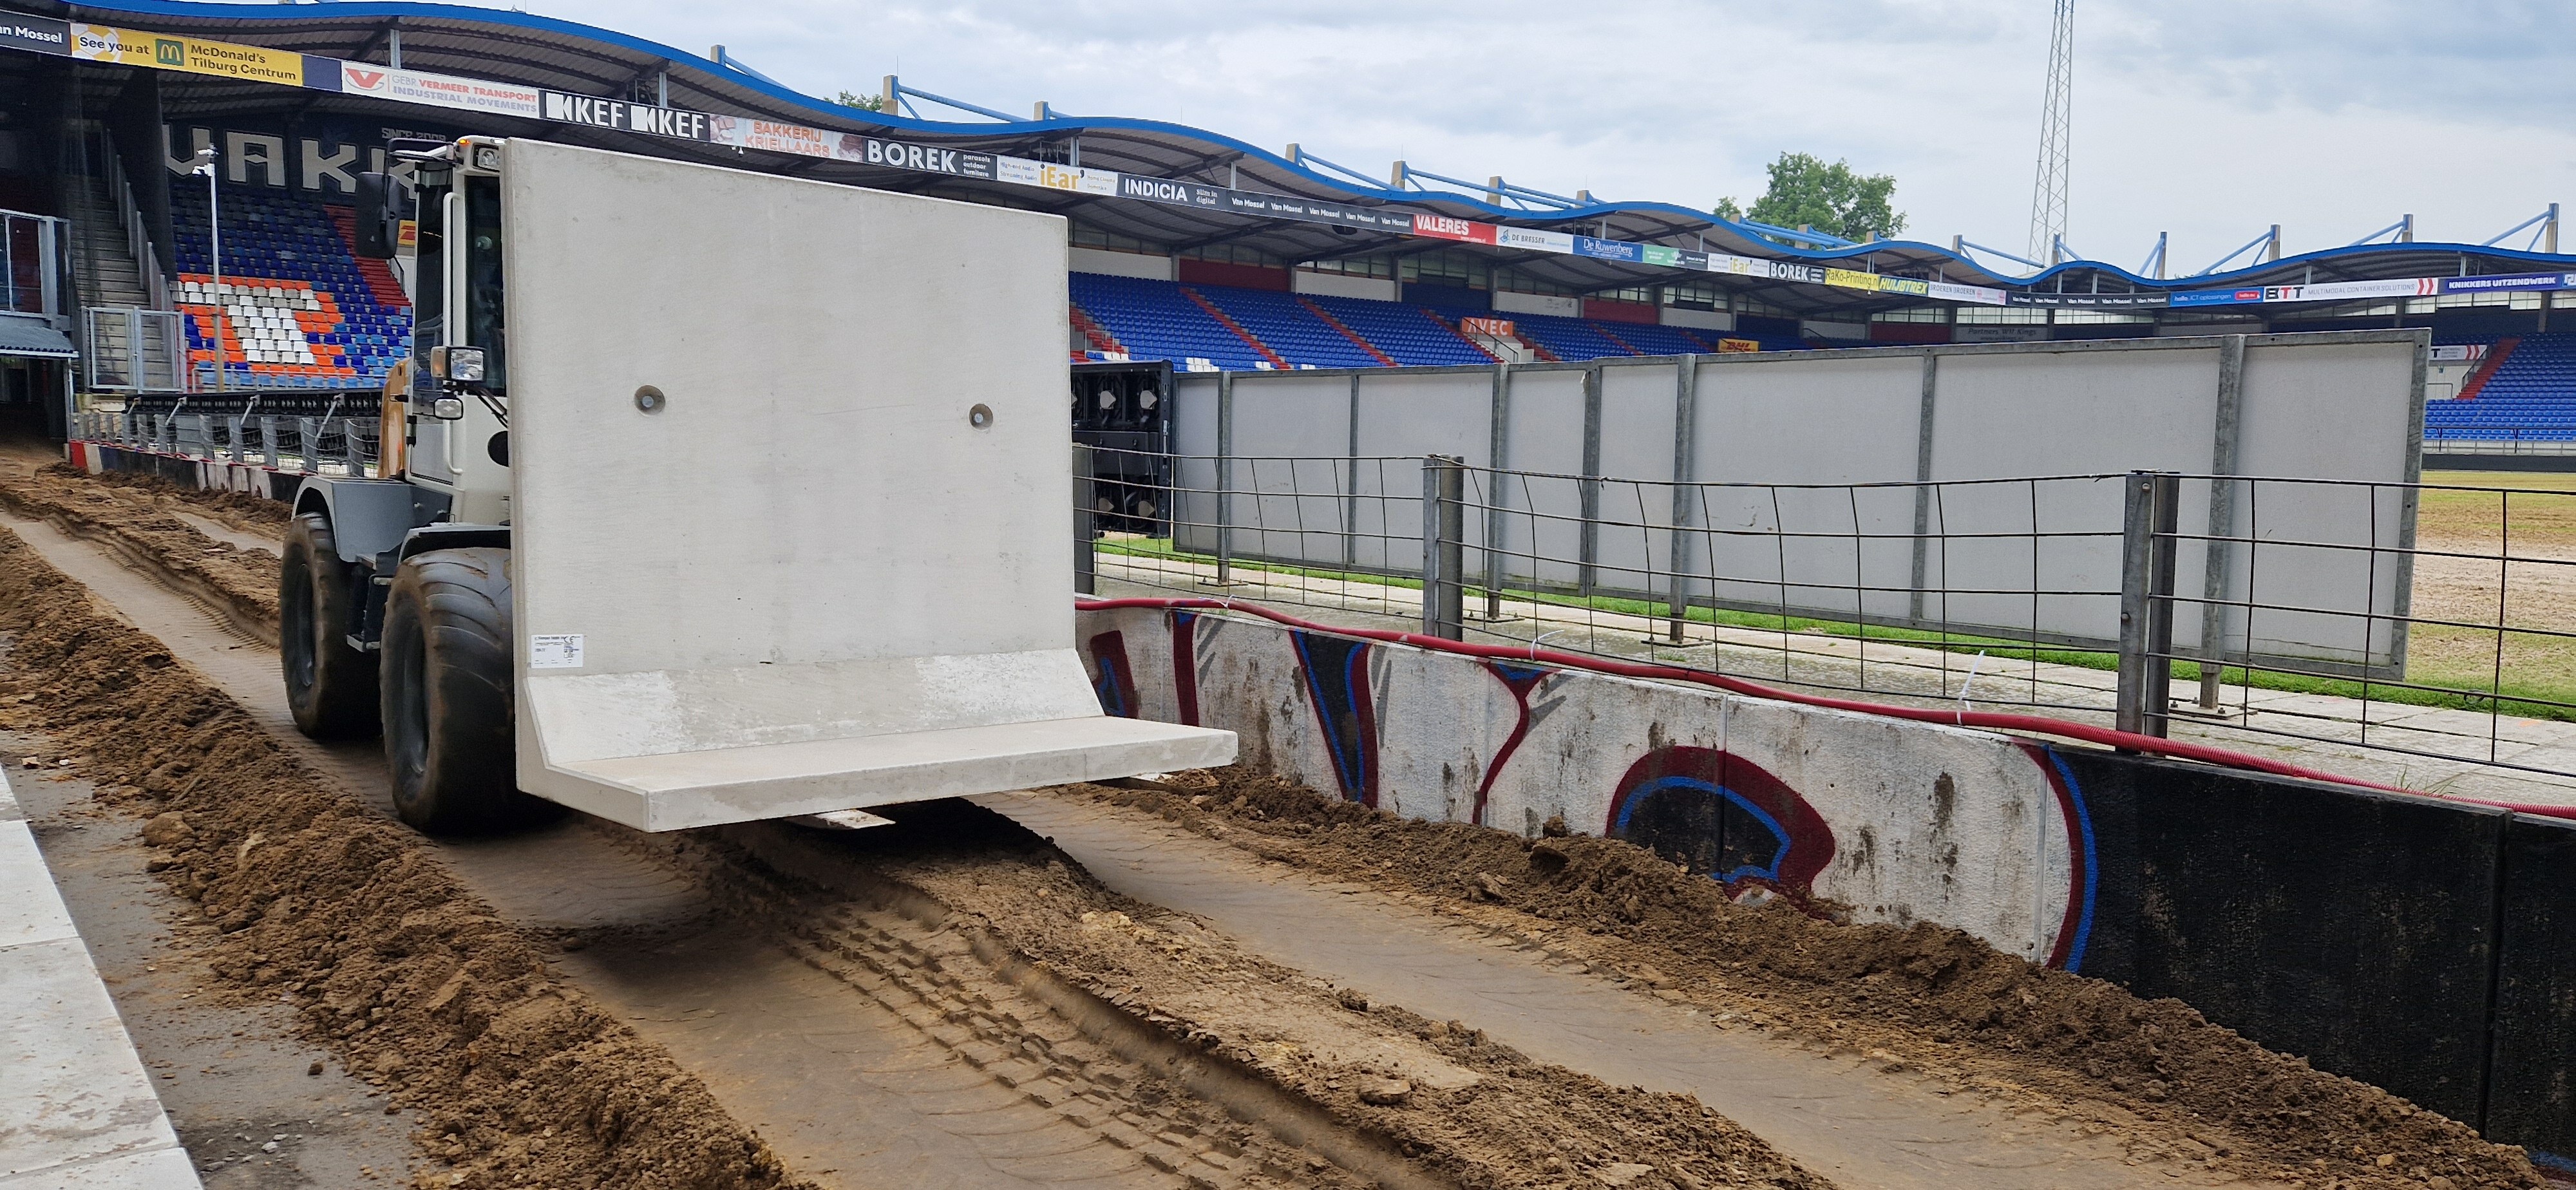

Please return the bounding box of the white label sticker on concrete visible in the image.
[527,634,585,668]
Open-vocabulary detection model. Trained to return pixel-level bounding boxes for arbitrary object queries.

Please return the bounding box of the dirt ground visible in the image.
[1071,771,2546,1190]
[0,448,2551,1189]
[2410,472,2576,710]
[0,451,1840,1187]
[692,804,1831,1190]
[0,529,815,1190]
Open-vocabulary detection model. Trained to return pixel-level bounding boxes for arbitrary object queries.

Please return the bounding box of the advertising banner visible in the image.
[72,23,305,85]
[1928,281,2010,306]
[2441,272,2576,295]
[0,15,70,56]
[994,158,1119,196]
[1716,337,1760,352]
[1459,317,1515,337]
[1412,213,1499,245]
[2278,278,2440,302]
[1642,244,1710,270]
[1497,227,1574,253]
[540,91,710,141]
[338,64,542,118]
[1571,234,1640,262]
[2167,287,2266,308]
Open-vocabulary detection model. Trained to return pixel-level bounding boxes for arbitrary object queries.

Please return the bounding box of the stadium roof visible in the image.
[26,0,2576,316]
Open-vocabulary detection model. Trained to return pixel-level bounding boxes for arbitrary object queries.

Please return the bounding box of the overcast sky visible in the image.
[486,0,2570,270]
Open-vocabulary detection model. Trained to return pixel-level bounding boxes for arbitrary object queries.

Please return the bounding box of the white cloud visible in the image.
[471,0,2575,269]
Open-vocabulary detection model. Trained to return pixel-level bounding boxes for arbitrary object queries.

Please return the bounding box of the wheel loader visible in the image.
[284,135,1235,833]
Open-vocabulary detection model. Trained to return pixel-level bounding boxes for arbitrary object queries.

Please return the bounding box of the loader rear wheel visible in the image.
[281,512,379,739]
[381,547,542,834]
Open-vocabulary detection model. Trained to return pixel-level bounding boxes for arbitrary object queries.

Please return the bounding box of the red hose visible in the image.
[1077,596,2576,823]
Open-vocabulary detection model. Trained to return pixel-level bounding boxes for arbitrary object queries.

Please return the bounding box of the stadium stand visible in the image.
[1301,296,1493,366]
[1188,287,1381,369]
[1504,312,1636,362]
[169,183,412,389]
[1068,273,1268,371]
[1067,270,1853,372]
[2425,333,2576,441]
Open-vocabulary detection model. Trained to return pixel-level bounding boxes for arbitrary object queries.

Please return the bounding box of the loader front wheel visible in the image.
[382,547,541,833]
[281,512,379,739]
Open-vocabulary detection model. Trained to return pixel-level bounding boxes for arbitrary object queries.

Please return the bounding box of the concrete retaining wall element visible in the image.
[1079,603,2576,1162]
[2044,748,2573,1166]
[2492,814,2576,1169]
[1170,331,2427,672]
[1077,605,2090,967]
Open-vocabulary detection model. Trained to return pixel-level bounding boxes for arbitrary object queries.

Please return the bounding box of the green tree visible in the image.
[1716,153,1906,242]
[836,90,885,111]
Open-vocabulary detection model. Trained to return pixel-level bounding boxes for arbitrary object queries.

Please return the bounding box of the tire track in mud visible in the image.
[0,506,1399,1189]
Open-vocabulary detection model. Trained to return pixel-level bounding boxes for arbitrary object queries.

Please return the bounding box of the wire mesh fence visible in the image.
[1081,445,2576,793]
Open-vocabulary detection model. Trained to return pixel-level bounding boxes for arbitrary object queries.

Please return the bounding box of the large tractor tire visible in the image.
[281,512,379,739]
[381,547,542,833]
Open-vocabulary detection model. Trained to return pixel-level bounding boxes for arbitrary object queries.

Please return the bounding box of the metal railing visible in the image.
[77,408,380,478]
[81,307,185,392]
[2422,431,2576,457]
[82,123,171,314]
[1081,447,2576,796]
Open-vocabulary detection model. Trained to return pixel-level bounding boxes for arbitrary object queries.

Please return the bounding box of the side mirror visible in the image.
[354,171,409,259]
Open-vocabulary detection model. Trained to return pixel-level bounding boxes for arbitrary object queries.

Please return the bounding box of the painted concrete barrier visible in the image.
[1077,605,2573,1167]
[1077,604,2098,969]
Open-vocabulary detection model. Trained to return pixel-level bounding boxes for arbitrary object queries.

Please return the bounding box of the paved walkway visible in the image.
[0,767,201,1188]
[1093,550,2576,808]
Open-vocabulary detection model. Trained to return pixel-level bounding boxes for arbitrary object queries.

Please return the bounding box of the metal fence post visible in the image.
[1663,357,1699,643]
[1421,455,1465,639]
[1072,443,1096,596]
[1212,371,1236,587]
[2197,334,2245,708]
[1482,362,1511,621]
[2114,470,2181,738]
[1577,366,1603,596]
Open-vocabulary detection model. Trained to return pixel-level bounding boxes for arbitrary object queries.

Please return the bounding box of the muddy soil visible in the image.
[9,726,419,1184]
[1078,771,2543,1190]
[0,464,1838,1188]
[0,453,281,632]
[688,804,1827,1190]
[0,529,813,1190]
[0,453,2543,1189]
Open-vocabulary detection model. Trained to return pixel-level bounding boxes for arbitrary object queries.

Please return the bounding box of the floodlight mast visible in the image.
[2027,0,2074,266]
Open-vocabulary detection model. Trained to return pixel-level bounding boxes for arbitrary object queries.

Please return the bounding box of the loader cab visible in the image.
[356,140,511,525]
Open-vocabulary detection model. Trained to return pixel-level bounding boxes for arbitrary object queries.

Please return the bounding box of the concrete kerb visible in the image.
[0,765,202,1187]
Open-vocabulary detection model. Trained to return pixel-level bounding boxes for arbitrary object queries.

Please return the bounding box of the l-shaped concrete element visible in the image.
[0,768,201,1188]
